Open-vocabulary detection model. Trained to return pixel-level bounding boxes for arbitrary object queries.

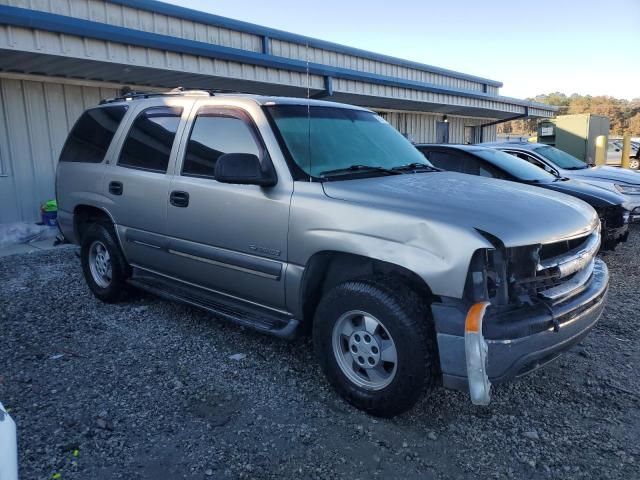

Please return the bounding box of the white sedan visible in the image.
[0,401,18,480]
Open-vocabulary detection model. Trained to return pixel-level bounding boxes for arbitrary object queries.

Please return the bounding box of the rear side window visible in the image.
[118,106,183,173]
[182,110,261,179]
[59,106,128,163]
[426,151,466,171]
[463,155,504,178]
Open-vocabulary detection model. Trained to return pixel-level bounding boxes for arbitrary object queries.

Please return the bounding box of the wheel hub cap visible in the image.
[332,310,398,391]
[348,330,381,368]
[89,240,112,288]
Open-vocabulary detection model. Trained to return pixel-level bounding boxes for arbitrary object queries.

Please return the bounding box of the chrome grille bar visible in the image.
[537,232,600,279]
[538,259,595,301]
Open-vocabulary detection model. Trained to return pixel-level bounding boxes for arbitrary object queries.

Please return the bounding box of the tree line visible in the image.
[499,93,640,137]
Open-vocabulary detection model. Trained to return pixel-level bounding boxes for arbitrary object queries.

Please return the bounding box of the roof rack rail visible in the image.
[99,87,245,104]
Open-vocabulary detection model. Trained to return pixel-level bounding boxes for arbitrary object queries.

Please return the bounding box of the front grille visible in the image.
[527,230,600,303]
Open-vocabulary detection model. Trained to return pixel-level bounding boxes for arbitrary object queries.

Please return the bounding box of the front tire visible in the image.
[80,223,130,302]
[313,278,438,417]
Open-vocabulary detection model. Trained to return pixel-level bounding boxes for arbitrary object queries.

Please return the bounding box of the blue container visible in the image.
[42,211,58,227]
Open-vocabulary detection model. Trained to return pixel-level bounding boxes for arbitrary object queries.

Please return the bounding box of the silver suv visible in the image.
[56,90,608,417]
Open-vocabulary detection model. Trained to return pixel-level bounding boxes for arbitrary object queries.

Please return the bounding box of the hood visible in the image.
[568,166,640,186]
[535,178,626,207]
[322,172,598,247]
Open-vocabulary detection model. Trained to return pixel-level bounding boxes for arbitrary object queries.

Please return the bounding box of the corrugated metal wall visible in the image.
[0,21,528,116]
[0,76,118,222]
[377,111,497,144]
[3,0,497,95]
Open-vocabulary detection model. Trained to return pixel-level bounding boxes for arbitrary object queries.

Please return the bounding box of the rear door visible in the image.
[163,104,291,310]
[103,100,191,271]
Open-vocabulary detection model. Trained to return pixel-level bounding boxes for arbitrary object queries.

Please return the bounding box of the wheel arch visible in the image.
[298,251,435,332]
[73,204,117,244]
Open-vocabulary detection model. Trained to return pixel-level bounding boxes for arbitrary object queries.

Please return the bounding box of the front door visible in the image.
[436,121,450,143]
[164,106,291,310]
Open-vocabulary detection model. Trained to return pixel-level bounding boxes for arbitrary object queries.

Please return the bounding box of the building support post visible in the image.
[621,133,632,169]
[477,106,529,143]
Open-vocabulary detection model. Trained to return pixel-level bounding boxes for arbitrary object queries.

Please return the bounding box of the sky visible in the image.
[163,0,640,101]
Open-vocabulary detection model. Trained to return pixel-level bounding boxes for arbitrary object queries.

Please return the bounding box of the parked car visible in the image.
[483,142,640,223]
[57,90,609,416]
[416,144,630,250]
[608,140,640,169]
[0,401,18,480]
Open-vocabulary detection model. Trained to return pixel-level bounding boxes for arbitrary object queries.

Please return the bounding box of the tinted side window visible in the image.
[427,151,466,172]
[512,151,548,170]
[59,106,128,163]
[182,113,261,178]
[118,106,183,173]
[463,155,503,178]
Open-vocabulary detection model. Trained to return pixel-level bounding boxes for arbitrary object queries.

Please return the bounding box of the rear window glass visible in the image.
[118,106,183,173]
[59,106,128,163]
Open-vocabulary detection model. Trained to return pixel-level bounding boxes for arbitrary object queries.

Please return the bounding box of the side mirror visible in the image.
[214,153,277,187]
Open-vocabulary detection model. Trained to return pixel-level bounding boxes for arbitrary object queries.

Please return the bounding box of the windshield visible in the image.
[266,105,432,178]
[533,146,588,170]
[471,148,557,182]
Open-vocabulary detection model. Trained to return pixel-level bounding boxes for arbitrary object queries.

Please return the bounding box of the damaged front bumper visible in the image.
[432,258,609,402]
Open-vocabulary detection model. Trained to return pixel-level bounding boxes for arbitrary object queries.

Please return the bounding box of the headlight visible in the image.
[614,184,640,194]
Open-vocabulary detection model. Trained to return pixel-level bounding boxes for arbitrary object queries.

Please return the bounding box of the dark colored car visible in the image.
[415,144,630,250]
[482,142,640,222]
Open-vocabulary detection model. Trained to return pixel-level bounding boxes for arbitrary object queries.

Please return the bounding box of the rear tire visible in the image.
[313,277,438,417]
[80,223,130,303]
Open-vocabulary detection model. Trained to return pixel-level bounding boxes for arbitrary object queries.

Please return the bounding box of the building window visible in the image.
[59,106,128,163]
[182,112,261,179]
[118,106,183,173]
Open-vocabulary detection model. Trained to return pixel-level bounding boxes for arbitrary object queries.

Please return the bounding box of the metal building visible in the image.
[0,0,556,222]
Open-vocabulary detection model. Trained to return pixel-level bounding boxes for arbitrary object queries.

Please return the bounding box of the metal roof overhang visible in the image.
[0,50,525,119]
[109,0,506,88]
[0,5,556,120]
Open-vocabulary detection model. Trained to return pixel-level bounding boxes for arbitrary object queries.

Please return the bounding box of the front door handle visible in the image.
[170,190,189,208]
[109,181,123,195]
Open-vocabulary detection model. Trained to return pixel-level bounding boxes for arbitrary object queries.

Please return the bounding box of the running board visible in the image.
[128,269,300,340]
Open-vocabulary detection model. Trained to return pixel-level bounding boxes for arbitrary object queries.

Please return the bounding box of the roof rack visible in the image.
[99,87,244,104]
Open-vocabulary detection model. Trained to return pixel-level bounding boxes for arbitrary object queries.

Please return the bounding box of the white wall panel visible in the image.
[3,0,264,53]
[2,0,497,94]
[378,110,496,144]
[0,76,118,222]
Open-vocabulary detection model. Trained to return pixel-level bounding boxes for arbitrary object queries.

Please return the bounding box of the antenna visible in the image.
[306,41,312,181]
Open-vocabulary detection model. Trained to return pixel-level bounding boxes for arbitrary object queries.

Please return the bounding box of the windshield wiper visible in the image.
[391,162,441,172]
[319,164,402,178]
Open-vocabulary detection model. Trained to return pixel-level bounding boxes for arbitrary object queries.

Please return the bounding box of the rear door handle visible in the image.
[170,190,189,208]
[109,181,123,195]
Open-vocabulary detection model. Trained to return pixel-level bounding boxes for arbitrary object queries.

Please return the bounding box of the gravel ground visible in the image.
[1,229,639,480]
